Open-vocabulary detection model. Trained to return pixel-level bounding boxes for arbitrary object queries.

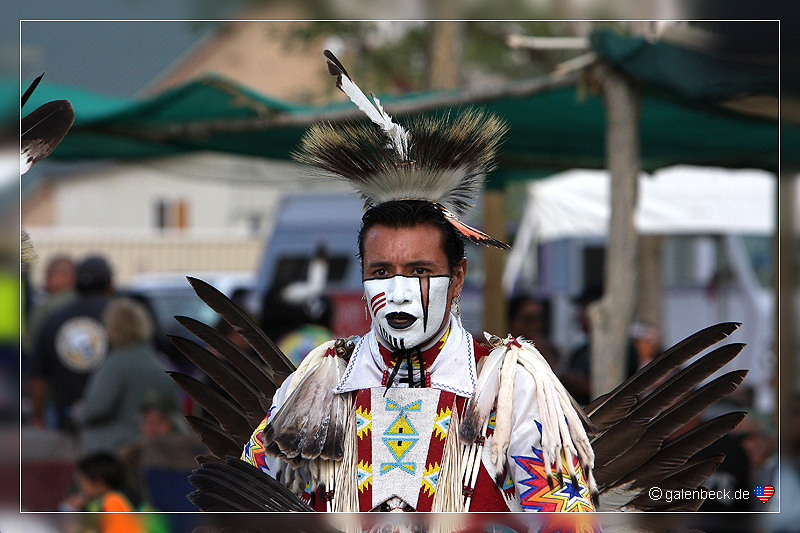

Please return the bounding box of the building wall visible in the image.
[21,152,350,286]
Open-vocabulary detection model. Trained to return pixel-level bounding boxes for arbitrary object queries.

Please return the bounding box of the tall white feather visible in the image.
[326,51,410,160]
[336,74,409,159]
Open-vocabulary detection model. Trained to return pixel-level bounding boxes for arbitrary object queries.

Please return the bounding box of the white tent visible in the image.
[504,165,777,293]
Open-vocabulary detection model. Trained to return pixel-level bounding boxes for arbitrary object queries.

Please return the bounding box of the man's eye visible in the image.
[374,269,388,277]
[412,268,429,276]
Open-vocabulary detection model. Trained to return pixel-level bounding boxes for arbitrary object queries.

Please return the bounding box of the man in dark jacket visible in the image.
[29,256,113,431]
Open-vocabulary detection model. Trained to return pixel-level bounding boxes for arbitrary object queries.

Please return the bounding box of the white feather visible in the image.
[491,342,517,472]
[459,336,505,444]
[514,341,596,494]
[337,69,409,159]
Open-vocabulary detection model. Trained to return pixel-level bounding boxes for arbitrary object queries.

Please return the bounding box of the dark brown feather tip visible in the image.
[458,410,482,445]
[323,49,349,78]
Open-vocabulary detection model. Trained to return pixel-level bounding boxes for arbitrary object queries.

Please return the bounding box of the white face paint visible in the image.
[363,275,451,350]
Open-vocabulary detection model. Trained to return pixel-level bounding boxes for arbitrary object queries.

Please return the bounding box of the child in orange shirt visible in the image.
[62,453,144,533]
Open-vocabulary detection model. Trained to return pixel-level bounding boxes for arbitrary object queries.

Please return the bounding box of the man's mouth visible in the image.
[386,312,417,330]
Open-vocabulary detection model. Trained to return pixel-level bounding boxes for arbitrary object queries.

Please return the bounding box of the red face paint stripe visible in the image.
[370,292,385,305]
[373,301,386,314]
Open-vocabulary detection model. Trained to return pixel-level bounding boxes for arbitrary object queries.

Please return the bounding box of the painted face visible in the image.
[361,223,466,350]
[363,275,451,350]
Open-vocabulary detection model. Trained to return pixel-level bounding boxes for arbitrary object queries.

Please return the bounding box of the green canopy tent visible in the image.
[14,71,789,177]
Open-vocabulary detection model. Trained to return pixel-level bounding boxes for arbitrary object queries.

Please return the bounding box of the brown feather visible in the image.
[594,370,747,487]
[184,415,243,460]
[170,335,268,427]
[169,371,253,445]
[617,411,746,489]
[175,315,279,399]
[586,322,740,429]
[628,454,725,510]
[187,277,296,375]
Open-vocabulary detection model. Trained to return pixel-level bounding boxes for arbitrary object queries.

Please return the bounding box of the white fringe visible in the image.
[510,339,596,493]
[333,406,359,512]
[431,401,464,513]
[491,343,518,472]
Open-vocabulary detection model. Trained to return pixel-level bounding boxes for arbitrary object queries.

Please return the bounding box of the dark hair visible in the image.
[77,453,126,490]
[508,294,552,335]
[357,200,465,274]
[75,255,112,295]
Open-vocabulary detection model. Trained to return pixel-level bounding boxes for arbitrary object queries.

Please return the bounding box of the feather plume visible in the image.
[295,110,506,218]
[168,371,253,445]
[616,411,746,489]
[296,51,508,220]
[588,323,749,512]
[593,370,747,487]
[459,334,505,444]
[585,322,740,429]
[591,343,745,467]
[264,350,350,461]
[188,457,313,512]
[169,336,266,424]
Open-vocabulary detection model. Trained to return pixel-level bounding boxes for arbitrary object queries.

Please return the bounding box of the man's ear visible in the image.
[452,257,467,294]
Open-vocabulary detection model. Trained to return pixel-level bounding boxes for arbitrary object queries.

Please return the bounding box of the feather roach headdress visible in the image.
[293,51,510,249]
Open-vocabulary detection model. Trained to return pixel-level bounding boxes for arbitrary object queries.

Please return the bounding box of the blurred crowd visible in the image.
[18,252,790,529]
[20,254,205,521]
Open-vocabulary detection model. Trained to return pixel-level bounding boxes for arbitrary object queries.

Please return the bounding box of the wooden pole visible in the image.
[589,62,642,397]
[637,235,663,328]
[777,172,797,441]
[429,21,464,90]
[484,189,508,335]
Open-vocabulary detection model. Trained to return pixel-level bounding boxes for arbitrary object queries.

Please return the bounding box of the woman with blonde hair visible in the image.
[77,298,177,455]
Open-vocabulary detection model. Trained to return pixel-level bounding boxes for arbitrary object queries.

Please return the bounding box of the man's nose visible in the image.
[387,276,415,304]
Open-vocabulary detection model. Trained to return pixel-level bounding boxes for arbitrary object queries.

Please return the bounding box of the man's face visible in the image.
[362,223,465,350]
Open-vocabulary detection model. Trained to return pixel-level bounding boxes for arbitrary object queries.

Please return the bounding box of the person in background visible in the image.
[23,255,76,360]
[629,321,662,369]
[560,285,638,405]
[60,453,143,533]
[76,298,177,455]
[121,391,205,510]
[29,256,114,430]
[507,294,561,369]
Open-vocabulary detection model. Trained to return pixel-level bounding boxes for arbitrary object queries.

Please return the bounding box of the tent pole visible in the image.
[589,62,642,398]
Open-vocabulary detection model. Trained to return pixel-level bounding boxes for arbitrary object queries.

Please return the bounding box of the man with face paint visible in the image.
[175,51,749,515]
[232,51,597,513]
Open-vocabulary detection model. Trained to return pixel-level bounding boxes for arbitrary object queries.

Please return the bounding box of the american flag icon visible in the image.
[754,485,774,503]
